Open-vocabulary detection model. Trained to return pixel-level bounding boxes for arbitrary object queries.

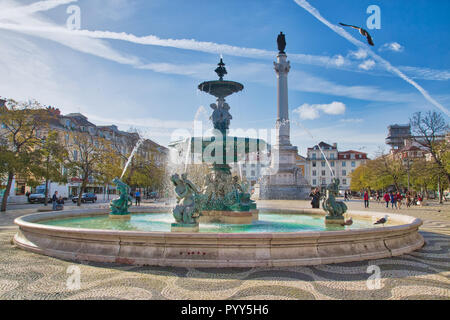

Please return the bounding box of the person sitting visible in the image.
[55,196,64,211]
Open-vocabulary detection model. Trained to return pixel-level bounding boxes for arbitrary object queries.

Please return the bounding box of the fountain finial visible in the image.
[215,58,227,81]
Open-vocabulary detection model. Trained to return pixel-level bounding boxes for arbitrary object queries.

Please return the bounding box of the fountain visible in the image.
[169,58,263,229]
[11,34,425,268]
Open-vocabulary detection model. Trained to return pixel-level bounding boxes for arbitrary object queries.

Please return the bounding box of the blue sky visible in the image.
[0,0,448,157]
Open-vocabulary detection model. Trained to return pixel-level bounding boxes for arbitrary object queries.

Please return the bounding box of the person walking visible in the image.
[135,190,141,206]
[396,192,403,209]
[344,191,349,202]
[376,192,381,203]
[364,190,369,208]
[406,192,412,208]
[52,191,58,211]
[390,192,397,209]
[383,192,390,208]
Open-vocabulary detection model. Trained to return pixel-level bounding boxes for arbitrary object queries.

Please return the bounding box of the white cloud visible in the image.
[359,59,376,70]
[349,48,368,60]
[333,55,346,67]
[294,101,346,120]
[379,42,404,53]
[0,0,77,20]
[294,104,321,120]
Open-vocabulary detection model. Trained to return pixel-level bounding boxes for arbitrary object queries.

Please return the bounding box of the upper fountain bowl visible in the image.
[198,80,244,99]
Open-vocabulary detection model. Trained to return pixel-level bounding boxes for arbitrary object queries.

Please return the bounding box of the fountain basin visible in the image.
[13,206,424,267]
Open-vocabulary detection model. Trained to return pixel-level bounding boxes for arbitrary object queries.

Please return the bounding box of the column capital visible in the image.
[274,55,291,75]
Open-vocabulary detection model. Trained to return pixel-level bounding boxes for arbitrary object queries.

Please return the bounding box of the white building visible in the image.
[305,142,368,192]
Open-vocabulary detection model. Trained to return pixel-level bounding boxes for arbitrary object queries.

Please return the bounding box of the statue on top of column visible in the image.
[277,32,286,54]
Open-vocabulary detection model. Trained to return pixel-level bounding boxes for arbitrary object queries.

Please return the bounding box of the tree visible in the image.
[0,99,50,212]
[410,111,450,186]
[64,130,109,206]
[367,153,407,192]
[31,130,68,205]
[350,165,371,192]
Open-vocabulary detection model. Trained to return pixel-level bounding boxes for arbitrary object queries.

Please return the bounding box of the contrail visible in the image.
[0,0,77,20]
[0,22,344,69]
[293,0,450,117]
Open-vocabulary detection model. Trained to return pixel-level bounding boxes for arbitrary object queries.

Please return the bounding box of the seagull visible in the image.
[339,23,375,46]
[341,217,353,227]
[374,215,389,226]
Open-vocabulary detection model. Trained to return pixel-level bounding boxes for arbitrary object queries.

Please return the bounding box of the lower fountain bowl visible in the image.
[13,205,424,268]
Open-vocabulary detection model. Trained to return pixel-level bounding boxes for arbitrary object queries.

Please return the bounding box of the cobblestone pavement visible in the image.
[0,200,448,300]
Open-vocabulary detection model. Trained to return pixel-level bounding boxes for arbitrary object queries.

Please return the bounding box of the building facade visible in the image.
[1,102,168,202]
[305,142,368,192]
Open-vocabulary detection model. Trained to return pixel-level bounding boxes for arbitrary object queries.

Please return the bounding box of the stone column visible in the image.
[274,53,291,147]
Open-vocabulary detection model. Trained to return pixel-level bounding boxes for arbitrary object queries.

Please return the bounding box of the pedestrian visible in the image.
[309,188,321,209]
[135,190,141,206]
[390,192,397,209]
[383,192,390,208]
[396,192,403,209]
[52,191,58,211]
[344,191,349,202]
[364,190,369,208]
[417,194,423,207]
[406,193,411,208]
[376,192,381,203]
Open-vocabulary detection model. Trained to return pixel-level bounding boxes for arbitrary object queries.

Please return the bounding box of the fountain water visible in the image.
[120,137,145,179]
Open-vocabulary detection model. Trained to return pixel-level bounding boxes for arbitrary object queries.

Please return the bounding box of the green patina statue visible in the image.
[172,173,201,225]
[322,178,347,218]
[110,178,133,216]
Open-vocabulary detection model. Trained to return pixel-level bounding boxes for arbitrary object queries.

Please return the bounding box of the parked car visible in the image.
[72,193,97,203]
[28,193,52,204]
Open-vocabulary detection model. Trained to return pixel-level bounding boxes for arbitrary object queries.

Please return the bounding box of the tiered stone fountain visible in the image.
[169,59,266,232]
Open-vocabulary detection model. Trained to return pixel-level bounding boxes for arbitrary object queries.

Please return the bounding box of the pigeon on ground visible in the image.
[339,23,375,46]
[374,215,389,226]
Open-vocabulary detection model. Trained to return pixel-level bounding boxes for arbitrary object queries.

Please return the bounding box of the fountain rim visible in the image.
[13,206,424,267]
[14,206,423,237]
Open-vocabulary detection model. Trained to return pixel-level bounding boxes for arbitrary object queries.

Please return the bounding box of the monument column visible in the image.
[274,53,291,147]
[254,32,310,201]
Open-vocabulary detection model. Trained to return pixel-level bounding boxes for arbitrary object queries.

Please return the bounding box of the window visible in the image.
[343,179,347,185]
[322,179,326,185]
[342,161,346,167]
[312,179,317,186]
[351,161,356,167]
[342,170,347,176]
[332,170,335,176]
[312,153,316,159]
[351,154,355,159]
[251,170,256,176]
[321,170,326,176]
[243,170,247,176]
[331,161,335,167]
[321,161,326,167]
[312,170,317,176]
[330,153,335,160]
[312,161,316,167]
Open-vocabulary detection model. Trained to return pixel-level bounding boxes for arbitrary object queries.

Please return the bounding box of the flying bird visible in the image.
[339,23,375,46]
[374,215,389,226]
[341,217,353,227]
